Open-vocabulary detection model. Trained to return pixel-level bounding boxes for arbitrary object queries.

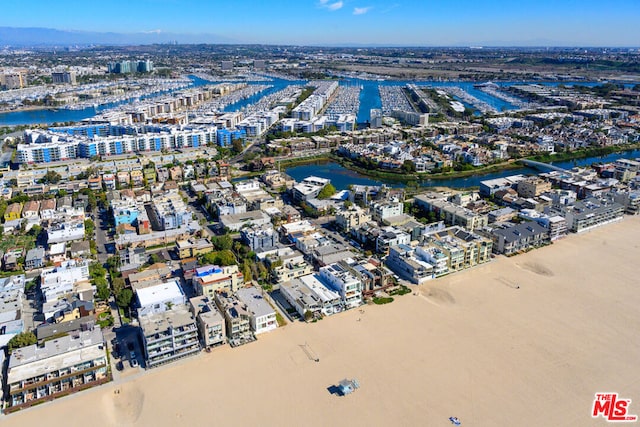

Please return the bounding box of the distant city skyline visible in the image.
[2,0,640,47]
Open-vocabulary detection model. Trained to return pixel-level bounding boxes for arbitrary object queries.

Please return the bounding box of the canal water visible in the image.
[285,149,640,191]
[0,76,608,126]
[0,75,214,126]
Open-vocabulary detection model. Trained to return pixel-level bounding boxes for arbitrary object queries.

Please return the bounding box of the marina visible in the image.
[378,85,414,115]
[475,82,541,110]
[438,86,498,114]
[0,78,615,127]
[324,84,361,118]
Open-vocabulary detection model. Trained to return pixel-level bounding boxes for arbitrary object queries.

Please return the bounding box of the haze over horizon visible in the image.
[1,0,639,47]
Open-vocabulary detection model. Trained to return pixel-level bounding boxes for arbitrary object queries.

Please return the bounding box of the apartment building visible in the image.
[414,195,488,231]
[175,238,214,259]
[214,290,254,345]
[281,274,343,317]
[423,226,493,273]
[319,262,363,309]
[236,286,277,335]
[140,304,201,368]
[193,264,244,297]
[135,278,187,318]
[370,198,404,224]
[385,245,435,284]
[189,296,226,348]
[5,327,109,411]
[292,176,331,203]
[151,190,191,231]
[553,197,625,233]
[491,221,550,255]
[517,177,552,198]
[335,205,372,232]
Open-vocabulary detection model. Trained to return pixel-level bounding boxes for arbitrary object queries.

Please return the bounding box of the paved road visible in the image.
[94,209,111,264]
[181,189,218,237]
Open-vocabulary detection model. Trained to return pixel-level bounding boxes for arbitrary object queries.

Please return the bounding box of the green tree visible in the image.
[96,283,111,301]
[28,224,42,237]
[112,277,126,295]
[90,262,106,279]
[201,249,236,266]
[148,253,163,265]
[401,160,416,173]
[212,235,233,251]
[242,261,252,283]
[8,331,37,352]
[84,219,95,238]
[317,183,337,200]
[106,256,119,273]
[116,288,133,308]
[41,170,62,184]
[231,138,244,154]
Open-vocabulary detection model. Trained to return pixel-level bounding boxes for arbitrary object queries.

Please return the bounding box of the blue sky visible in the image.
[2,0,639,46]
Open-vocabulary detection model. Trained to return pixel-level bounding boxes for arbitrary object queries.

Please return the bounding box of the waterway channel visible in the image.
[285,149,640,190]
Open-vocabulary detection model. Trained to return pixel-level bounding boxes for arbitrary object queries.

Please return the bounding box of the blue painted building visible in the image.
[216,128,246,147]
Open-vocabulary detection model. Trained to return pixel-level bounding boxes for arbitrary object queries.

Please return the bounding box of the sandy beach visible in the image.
[5,216,640,426]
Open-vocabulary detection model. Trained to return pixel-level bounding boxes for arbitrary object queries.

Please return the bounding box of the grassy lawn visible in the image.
[275,312,287,327]
[118,308,131,324]
[373,297,394,305]
[97,312,114,328]
[389,285,412,296]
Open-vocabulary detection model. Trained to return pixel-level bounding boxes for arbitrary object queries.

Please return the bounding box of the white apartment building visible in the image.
[319,262,363,309]
[236,286,277,335]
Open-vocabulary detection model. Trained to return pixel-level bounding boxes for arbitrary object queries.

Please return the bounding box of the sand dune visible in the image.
[4,217,640,426]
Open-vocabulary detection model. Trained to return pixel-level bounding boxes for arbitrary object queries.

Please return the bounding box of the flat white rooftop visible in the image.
[136,278,184,308]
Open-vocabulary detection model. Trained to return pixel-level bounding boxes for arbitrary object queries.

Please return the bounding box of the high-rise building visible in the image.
[108,60,154,74]
[221,61,233,71]
[52,71,77,85]
[370,109,383,128]
[2,73,25,89]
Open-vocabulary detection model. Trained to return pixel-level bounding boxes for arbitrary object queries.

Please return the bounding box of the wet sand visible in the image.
[5,216,640,426]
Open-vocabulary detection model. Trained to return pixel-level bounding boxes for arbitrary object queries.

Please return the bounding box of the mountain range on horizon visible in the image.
[0,26,634,49]
[0,26,237,47]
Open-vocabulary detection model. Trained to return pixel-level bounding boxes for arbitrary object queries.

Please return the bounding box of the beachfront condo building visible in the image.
[5,327,109,411]
[552,197,625,233]
[281,274,343,317]
[139,304,201,368]
[385,245,435,284]
[491,221,550,255]
[319,262,364,309]
[214,291,254,345]
[385,226,492,283]
[423,227,493,271]
[189,296,226,348]
[236,286,278,335]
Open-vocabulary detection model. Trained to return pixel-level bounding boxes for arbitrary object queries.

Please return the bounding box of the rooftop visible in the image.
[236,286,275,318]
[8,327,105,384]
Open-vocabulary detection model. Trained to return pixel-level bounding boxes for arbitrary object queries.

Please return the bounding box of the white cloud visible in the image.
[353,6,372,15]
[318,0,343,11]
